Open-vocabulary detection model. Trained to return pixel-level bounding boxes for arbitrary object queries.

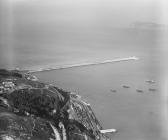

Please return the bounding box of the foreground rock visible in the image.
[0,69,110,140]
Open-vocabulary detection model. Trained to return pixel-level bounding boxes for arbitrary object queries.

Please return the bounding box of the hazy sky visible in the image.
[0,0,167,68]
[0,0,166,29]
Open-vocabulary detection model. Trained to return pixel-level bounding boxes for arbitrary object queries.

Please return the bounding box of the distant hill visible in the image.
[132,21,167,30]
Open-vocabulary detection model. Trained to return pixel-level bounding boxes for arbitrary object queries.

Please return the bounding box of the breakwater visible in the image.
[28,56,139,73]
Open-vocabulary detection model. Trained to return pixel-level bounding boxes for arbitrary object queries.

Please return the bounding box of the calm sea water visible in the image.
[34,54,163,140]
[0,28,162,69]
[0,28,167,140]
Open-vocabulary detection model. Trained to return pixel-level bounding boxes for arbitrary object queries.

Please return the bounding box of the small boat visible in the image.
[110,89,117,93]
[136,89,143,93]
[149,88,156,92]
[145,80,155,84]
[122,85,130,88]
[100,129,117,134]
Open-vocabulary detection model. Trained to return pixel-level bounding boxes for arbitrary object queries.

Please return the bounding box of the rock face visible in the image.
[0,69,110,140]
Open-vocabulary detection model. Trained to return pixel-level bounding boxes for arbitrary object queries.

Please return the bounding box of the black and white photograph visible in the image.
[0,0,168,140]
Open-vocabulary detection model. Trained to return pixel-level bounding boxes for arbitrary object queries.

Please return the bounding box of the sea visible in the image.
[0,27,167,140]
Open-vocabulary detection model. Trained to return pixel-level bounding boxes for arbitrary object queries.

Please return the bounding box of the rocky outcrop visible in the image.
[0,69,110,140]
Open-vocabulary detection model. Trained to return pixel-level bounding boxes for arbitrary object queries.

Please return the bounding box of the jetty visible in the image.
[27,56,139,73]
